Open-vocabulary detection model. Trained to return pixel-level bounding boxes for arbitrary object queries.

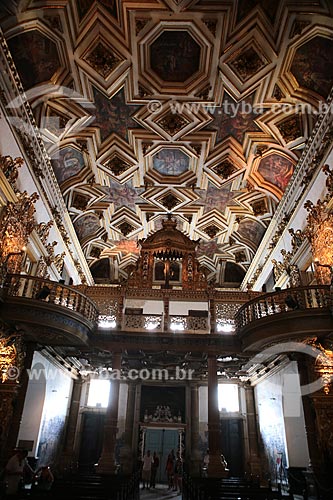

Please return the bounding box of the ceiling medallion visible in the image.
[213,160,237,180]
[150,31,200,83]
[157,113,188,136]
[90,246,102,259]
[84,42,122,78]
[251,199,267,216]
[234,251,247,263]
[159,192,181,211]
[103,155,131,176]
[72,193,90,211]
[203,225,220,238]
[117,221,135,237]
[277,115,302,143]
[228,46,268,82]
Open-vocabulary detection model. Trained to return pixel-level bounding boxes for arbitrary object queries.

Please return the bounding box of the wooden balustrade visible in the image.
[3,274,99,324]
[235,286,331,332]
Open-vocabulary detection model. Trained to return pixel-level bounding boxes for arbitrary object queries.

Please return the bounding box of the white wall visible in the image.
[18,351,73,460]
[255,361,309,476]
[125,299,164,314]
[169,301,208,315]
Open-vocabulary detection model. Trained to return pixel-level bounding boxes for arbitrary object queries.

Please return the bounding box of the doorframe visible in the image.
[140,423,186,483]
[140,423,186,458]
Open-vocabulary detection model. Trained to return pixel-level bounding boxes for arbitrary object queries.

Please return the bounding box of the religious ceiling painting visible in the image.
[290,36,333,97]
[95,180,145,213]
[256,154,295,196]
[8,30,61,90]
[199,182,237,214]
[51,147,86,185]
[237,219,266,250]
[92,87,141,143]
[1,0,332,286]
[76,0,118,22]
[152,148,190,176]
[150,30,201,82]
[73,213,102,244]
[206,93,262,147]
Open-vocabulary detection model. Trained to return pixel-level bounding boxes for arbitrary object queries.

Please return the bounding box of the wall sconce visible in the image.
[315,344,333,394]
[0,249,25,287]
[0,338,17,383]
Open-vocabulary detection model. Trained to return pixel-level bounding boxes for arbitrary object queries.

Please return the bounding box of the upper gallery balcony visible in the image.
[0,274,99,346]
[235,285,333,350]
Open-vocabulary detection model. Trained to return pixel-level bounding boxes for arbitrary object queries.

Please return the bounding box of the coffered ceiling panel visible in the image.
[1,0,332,286]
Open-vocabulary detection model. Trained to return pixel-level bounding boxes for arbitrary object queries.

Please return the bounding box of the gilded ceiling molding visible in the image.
[0,191,39,273]
[243,87,333,289]
[0,29,93,285]
[304,167,333,285]
[0,155,23,189]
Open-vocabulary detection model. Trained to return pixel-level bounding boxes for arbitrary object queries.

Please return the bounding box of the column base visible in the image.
[120,445,134,475]
[190,448,202,476]
[247,456,262,478]
[207,452,229,478]
[57,454,78,475]
[95,453,118,475]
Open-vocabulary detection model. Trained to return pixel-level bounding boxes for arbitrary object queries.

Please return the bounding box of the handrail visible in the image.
[235,285,331,332]
[3,274,99,324]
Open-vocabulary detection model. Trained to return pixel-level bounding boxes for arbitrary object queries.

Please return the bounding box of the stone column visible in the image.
[120,382,136,474]
[207,355,228,477]
[97,352,121,474]
[190,384,201,475]
[163,295,169,333]
[209,298,215,333]
[244,385,261,476]
[59,377,83,474]
[296,355,321,473]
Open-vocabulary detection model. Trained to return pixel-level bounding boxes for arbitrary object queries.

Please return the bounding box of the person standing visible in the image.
[174,451,183,493]
[150,451,159,488]
[4,448,34,496]
[165,451,175,490]
[141,450,153,490]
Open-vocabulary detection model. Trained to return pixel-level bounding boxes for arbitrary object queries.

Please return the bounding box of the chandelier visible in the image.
[315,343,333,394]
[0,338,17,383]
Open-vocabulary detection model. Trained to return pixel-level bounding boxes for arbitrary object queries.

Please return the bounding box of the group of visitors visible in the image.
[141,448,183,493]
[166,449,183,494]
[1,448,54,497]
[141,450,160,490]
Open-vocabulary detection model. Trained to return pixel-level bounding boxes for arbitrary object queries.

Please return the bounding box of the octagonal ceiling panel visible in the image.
[8,30,62,90]
[150,31,201,82]
[152,148,190,176]
[1,0,332,285]
[290,36,333,98]
[138,21,212,95]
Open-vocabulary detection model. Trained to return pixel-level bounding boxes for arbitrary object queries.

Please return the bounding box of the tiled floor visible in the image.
[140,484,182,500]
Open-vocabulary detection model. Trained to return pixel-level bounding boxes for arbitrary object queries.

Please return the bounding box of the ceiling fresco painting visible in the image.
[152,148,189,176]
[92,87,141,143]
[150,30,201,82]
[77,0,119,21]
[290,36,333,97]
[1,0,333,287]
[8,30,61,90]
[206,93,262,146]
[51,147,87,185]
[257,154,295,195]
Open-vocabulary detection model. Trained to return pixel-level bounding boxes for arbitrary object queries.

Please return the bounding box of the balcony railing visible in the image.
[235,285,331,331]
[3,274,99,324]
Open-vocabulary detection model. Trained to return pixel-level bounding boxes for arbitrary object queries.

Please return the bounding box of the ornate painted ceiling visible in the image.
[1,0,333,286]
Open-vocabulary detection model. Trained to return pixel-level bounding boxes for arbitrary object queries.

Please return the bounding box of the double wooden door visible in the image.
[144,428,179,483]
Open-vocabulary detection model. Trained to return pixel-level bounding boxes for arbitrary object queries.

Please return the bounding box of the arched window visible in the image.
[154,261,165,281]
